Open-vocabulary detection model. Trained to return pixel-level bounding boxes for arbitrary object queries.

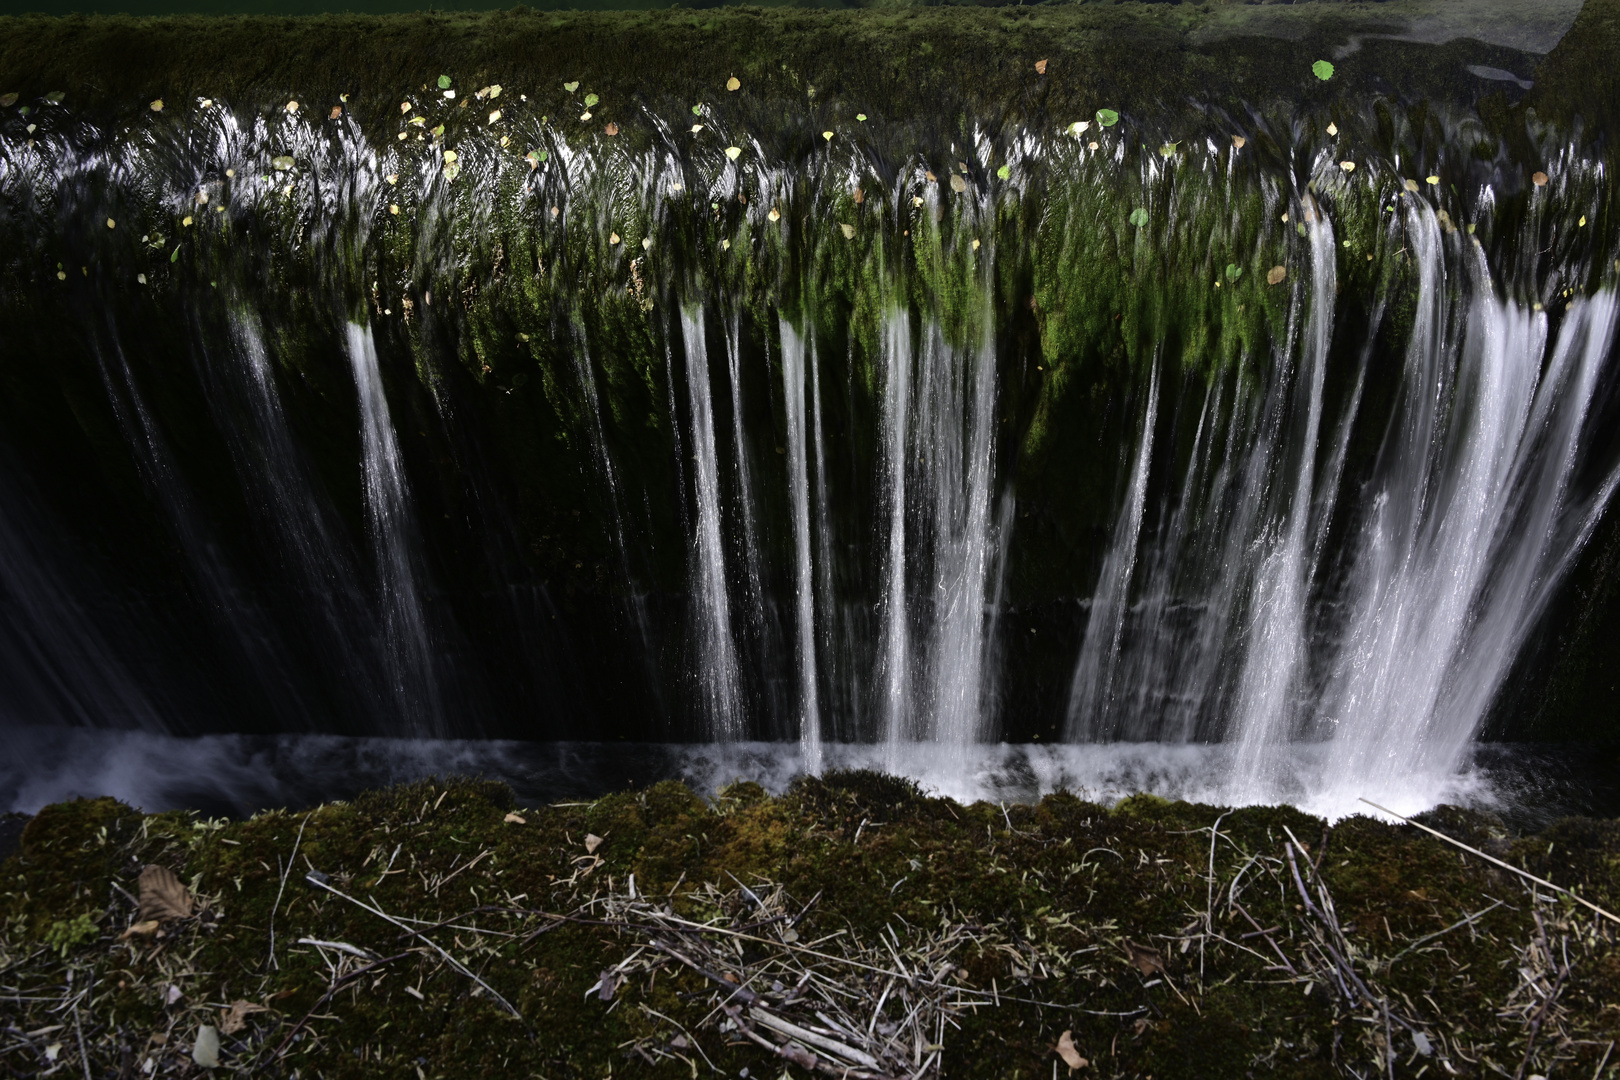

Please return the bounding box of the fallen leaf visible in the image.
[0,93,17,107]
[329,106,342,119]
[272,155,295,171]
[45,1044,61,1062]
[840,223,855,239]
[503,812,526,824]
[1095,108,1120,127]
[1404,178,1420,192]
[443,149,458,163]
[45,91,64,103]
[150,99,164,112]
[768,207,780,222]
[1225,262,1243,281]
[218,1001,267,1036]
[853,186,864,203]
[1056,1030,1087,1070]
[1326,121,1338,136]
[121,919,161,939]
[564,81,579,93]
[950,174,967,193]
[585,833,604,854]
[603,121,617,136]
[1125,940,1164,977]
[691,123,704,133]
[1267,265,1287,285]
[438,75,452,90]
[1069,121,1089,136]
[609,232,621,245]
[1340,160,1356,172]
[725,146,742,161]
[192,1024,220,1068]
[822,130,833,141]
[137,865,194,922]
[1128,207,1148,227]
[400,101,411,114]
[726,76,741,91]
[1232,134,1246,149]
[584,93,599,108]
[106,218,116,229]
[642,237,653,250]
[856,113,867,121]
[1035,59,1048,75]
[1532,170,1549,186]
[996,163,1011,179]
[1312,59,1335,81]
[285,100,298,114]
[580,111,592,121]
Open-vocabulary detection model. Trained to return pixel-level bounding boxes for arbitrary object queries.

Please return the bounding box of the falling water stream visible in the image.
[1,65,1618,819]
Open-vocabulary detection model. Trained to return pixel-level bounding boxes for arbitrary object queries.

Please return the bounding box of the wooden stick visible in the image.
[1357,799,1620,925]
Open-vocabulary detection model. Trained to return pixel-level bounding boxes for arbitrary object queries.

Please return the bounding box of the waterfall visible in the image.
[680,308,744,738]
[344,322,443,733]
[877,313,914,757]
[779,319,822,772]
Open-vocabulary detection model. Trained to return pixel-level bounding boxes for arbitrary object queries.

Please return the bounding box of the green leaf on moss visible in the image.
[0,93,16,107]
[1313,60,1335,81]
[1225,263,1243,281]
[584,93,599,108]
[1129,207,1148,227]
[692,104,703,115]
[437,75,452,90]
[1096,108,1120,127]
[44,91,64,104]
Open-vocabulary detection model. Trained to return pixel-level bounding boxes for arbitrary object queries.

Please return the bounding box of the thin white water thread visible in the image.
[680,308,744,739]
[878,312,913,763]
[724,315,770,653]
[779,318,823,773]
[344,322,444,734]
[1229,204,1336,796]
[808,331,841,739]
[1067,356,1160,741]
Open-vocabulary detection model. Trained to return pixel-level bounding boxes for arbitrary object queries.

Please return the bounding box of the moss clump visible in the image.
[1,773,1617,1078]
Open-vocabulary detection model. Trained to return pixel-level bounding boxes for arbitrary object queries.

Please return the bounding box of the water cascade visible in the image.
[2,8,1619,815]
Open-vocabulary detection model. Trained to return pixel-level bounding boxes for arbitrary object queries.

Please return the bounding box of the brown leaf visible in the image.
[1035,59,1049,75]
[1056,1030,1087,1070]
[584,833,604,854]
[1231,134,1246,149]
[137,865,193,923]
[218,1001,268,1036]
[329,106,343,120]
[1532,170,1549,186]
[1266,265,1287,286]
[852,186,864,204]
[120,919,161,940]
[1125,940,1163,977]
[604,122,619,136]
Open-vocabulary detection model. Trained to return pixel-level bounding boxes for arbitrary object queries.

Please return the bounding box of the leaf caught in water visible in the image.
[1326,121,1338,136]
[285,100,298,113]
[272,155,295,171]
[0,93,16,107]
[840,223,856,239]
[1035,59,1048,75]
[45,91,64,103]
[150,99,164,112]
[1128,207,1148,227]
[603,121,617,136]
[726,76,741,91]
[725,146,742,161]
[1267,265,1287,285]
[1068,121,1089,136]
[489,109,502,124]
[996,164,1011,180]
[330,106,342,120]
[856,113,867,121]
[691,123,703,134]
[768,207,780,222]
[1225,263,1243,281]
[1403,178,1420,192]
[1232,134,1246,149]
[822,130,833,141]
[1095,108,1119,127]
[437,75,452,90]
[609,232,620,245]
[1532,171,1549,186]
[564,81,580,92]
[526,151,541,168]
[1426,174,1440,185]
[1339,160,1356,172]
[950,174,967,193]
[584,93,599,108]
[1312,59,1335,81]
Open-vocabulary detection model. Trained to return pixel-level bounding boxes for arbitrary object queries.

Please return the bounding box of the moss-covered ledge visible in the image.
[2,773,1617,1078]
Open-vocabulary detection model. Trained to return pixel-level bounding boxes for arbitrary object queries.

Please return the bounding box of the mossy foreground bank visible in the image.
[2,774,1617,1079]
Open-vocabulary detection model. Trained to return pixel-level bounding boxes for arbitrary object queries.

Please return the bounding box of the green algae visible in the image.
[2,775,1617,1078]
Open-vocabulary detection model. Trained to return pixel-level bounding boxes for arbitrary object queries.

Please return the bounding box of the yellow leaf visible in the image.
[1267,265,1287,285]
[726,76,741,91]
[839,223,855,239]
[725,146,742,161]
[149,99,163,112]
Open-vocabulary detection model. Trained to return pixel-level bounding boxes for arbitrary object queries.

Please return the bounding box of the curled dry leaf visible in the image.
[1056,1030,1088,1070]
[585,833,604,854]
[1035,59,1048,75]
[330,106,342,120]
[138,864,194,922]
[120,919,161,939]
[218,1001,268,1036]
[503,812,526,824]
[1126,940,1164,977]
[1267,265,1287,285]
